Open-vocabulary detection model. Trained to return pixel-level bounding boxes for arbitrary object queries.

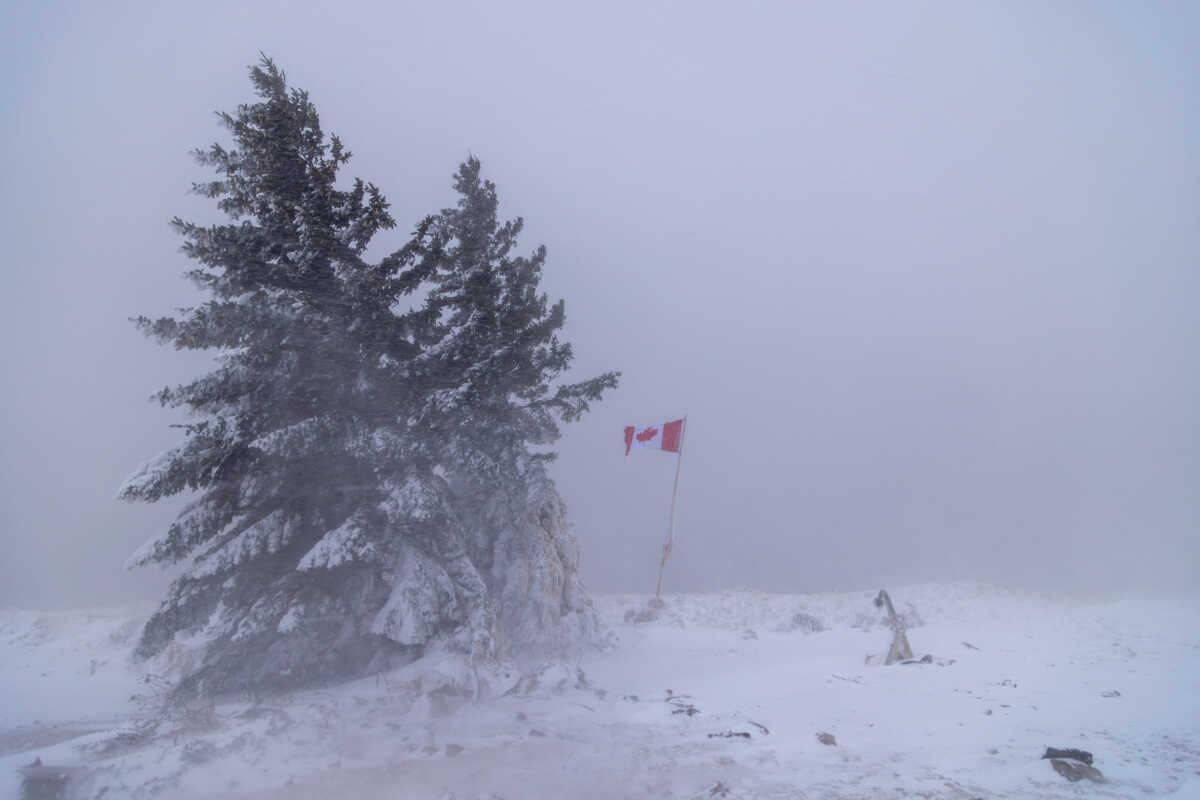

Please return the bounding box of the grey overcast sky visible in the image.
[1,1,1197,609]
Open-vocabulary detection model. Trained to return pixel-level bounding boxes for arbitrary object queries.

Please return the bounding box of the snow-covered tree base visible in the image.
[489,479,601,662]
[140,474,600,700]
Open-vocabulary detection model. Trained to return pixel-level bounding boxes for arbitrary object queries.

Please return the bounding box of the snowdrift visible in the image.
[2,582,1198,799]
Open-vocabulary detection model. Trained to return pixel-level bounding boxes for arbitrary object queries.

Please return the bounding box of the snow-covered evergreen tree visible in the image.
[407,158,619,654]
[121,57,617,697]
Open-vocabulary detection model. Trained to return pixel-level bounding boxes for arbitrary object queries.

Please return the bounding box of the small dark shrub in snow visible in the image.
[787,612,825,633]
[666,691,700,716]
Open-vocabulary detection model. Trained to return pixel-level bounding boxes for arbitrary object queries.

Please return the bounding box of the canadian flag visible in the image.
[624,419,684,455]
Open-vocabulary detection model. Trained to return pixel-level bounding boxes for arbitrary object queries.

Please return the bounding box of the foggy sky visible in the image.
[2,1,1197,609]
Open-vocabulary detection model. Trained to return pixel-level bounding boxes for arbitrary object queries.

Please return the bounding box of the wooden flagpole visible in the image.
[655,416,687,602]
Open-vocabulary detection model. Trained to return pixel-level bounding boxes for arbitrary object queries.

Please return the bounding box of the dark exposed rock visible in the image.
[1050,758,1105,783]
[901,654,934,665]
[1042,747,1093,766]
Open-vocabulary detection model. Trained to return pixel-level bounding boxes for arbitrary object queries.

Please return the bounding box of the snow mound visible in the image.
[2,584,1198,799]
[599,581,1035,634]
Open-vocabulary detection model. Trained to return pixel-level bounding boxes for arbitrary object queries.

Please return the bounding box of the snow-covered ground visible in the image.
[2,583,1198,799]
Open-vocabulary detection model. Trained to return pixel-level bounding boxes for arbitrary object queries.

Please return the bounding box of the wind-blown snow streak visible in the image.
[3,583,1198,799]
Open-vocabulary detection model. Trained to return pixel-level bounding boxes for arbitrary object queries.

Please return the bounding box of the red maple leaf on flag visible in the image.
[636,426,659,443]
